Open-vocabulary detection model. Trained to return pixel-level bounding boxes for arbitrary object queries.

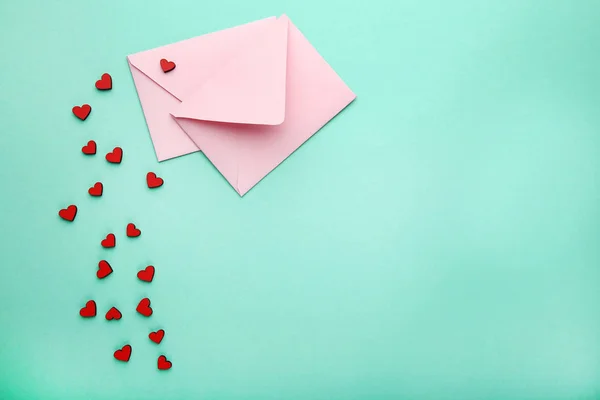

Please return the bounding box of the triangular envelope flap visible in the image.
[127,17,277,101]
[172,16,289,125]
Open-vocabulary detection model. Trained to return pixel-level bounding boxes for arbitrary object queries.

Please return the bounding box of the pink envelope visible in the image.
[128,15,355,196]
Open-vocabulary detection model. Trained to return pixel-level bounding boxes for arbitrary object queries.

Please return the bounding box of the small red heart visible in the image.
[146,172,164,189]
[79,300,97,318]
[137,265,155,282]
[136,297,152,317]
[58,205,77,222]
[72,104,92,120]
[97,260,113,279]
[88,182,103,197]
[105,306,122,320]
[95,73,112,90]
[101,233,115,248]
[126,223,141,237]
[81,140,96,155]
[149,329,165,344]
[157,355,172,370]
[114,344,132,362]
[105,147,123,164]
[160,58,176,73]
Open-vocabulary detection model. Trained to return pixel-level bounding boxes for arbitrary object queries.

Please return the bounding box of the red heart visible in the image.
[146,172,164,189]
[105,306,122,320]
[81,140,96,155]
[160,58,176,73]
[114,344,132,362]
[126,223,141,237]
[136,298,152,317]
[105,147,123,164]
[72,104,91,120]
[79,300,96,318]
[149,329,165,344]
[101,233,115,248]
[58,205,77,222]
[157,355,172,370]
[137,265,155,282]
[88,182,103,197]
[95,73,112,90]
[97,260,113,279]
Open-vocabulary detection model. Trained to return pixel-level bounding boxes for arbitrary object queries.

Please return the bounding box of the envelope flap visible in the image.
[172,16,289,126]
[127,17,277,101]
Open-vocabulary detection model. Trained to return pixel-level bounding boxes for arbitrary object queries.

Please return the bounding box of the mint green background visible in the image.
[0,0,599,399]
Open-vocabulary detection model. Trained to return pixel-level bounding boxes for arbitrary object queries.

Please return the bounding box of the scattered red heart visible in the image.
[114,344,132,362]
[105,147,123,164]
[157,355,172,370]
[72,104,92,120]
[97,260,113,279]
[137,265,155,282]
[101,233,116,248]
[136,297,152,317]
[126,223,141,237]
[160,58,176,73]
[95,73,112,90]
[58,205,77,222]
[88,182,103,197]
[79,300,97,318]
[149,329,165,344]
[81,140,96,155]
[146,172,164,189]
[105,306,122,320]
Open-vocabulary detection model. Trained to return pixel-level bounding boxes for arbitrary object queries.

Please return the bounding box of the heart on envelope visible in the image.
[128,15,355,196]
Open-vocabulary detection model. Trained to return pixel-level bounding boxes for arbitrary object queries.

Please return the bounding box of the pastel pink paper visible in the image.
[129,66,199,161]
[128,15,355,195]
[173,16,355,195]
[176,17,288,125]
[129,17,276,101]
[128,17,277,161]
